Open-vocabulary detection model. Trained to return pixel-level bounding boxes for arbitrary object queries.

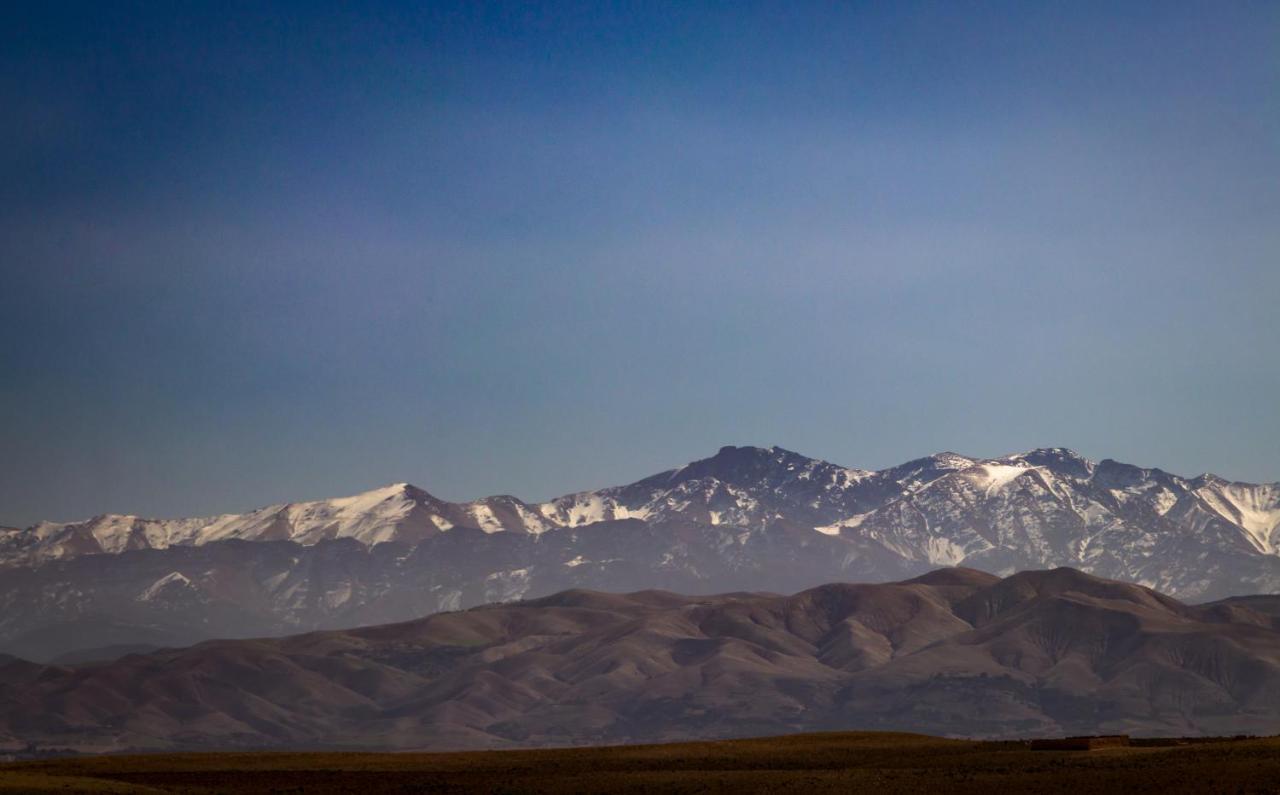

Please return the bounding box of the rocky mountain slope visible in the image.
[2,446,1278,660]
[4,567,1280,753]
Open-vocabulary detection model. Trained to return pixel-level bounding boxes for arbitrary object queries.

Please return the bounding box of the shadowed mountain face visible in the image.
[2,446,1279,661]
[3,568,1280,753]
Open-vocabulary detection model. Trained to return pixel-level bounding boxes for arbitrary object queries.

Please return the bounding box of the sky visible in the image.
[1,1,1277,526]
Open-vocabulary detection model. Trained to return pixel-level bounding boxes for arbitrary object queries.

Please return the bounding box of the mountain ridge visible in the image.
[7,445,1277,564]
[2,445,1279,661]
[5,566,1280,753]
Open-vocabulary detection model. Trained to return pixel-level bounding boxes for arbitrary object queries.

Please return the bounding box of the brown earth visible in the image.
[4,731,1280,793]
[5,567,1280,750]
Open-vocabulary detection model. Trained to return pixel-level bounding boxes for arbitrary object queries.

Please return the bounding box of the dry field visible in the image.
[4,732,1280,794]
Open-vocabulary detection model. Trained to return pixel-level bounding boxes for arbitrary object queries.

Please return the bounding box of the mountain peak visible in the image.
[1019,446,1086,459]
[1010,447,1094,477]
[955,566,1186,627]
[677,444,804,474]
[344,481,442,504]
[925,451,978,468]
[883,452,977,487]
[326,481,425,508]
[675,444,835,484]
[711,444,782,459]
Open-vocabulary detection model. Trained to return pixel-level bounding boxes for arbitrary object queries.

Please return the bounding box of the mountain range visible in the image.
[2,445,1278,661]
[5,567,1280,753]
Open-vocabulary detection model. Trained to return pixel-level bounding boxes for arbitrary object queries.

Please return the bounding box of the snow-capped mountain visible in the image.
[0,445,882,564]
[1,445,1278,661]
[0,482,555,564]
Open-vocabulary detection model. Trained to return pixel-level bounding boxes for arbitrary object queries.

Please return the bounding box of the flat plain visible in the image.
[4,732,1280,794]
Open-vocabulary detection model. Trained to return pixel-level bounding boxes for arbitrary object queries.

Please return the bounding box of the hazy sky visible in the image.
[2,1,1277,526]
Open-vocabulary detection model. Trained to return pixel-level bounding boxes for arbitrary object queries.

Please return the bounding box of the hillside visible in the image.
[4,567,1280,753]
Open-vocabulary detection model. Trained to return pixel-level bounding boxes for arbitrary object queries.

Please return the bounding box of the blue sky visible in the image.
[2,1,1277,525]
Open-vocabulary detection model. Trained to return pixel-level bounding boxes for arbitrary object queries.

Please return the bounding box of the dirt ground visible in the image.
[4,731,1280,794]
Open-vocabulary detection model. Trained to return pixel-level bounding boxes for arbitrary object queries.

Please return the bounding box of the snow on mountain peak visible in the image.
[6,446,1280,597]
[1191,479,1280,553]
[1008,447,1095,478]
[968,463,1032,495]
